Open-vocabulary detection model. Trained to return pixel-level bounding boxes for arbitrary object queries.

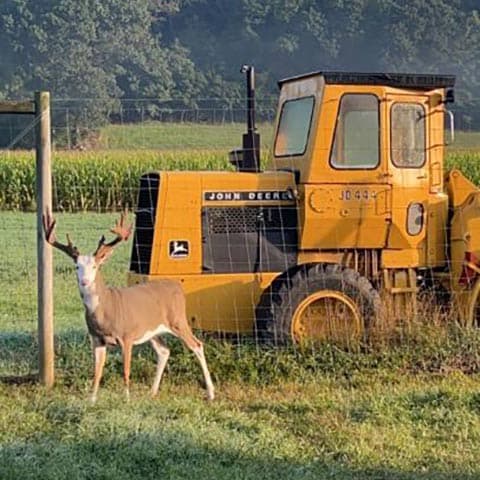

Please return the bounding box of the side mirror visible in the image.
[445,109,455,145]
[445,88,455,104]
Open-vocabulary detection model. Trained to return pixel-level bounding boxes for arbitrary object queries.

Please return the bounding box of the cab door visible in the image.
[385,93,430,262]
[300,89,392,250]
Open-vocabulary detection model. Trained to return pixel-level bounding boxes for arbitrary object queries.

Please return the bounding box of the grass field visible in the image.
[1,125,480,478]
[98,121,275,151]
[449,131,480,152]
[97,121,480,152]
[2,212,480,478]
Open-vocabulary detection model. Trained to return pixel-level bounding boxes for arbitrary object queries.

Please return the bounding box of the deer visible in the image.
[42,210,215,403]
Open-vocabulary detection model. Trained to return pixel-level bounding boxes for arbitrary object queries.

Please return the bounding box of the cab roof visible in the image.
[278,71,456,90]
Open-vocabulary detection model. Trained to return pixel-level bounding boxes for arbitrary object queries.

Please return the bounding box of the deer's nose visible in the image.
[80,279,90,286]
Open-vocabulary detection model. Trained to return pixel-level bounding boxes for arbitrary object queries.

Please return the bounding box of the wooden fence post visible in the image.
[35,91,54,388]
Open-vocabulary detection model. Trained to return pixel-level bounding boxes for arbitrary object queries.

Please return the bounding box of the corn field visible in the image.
[0,148,479,212]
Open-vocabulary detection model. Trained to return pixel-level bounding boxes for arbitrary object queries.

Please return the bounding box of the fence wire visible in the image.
[0,99,480,380]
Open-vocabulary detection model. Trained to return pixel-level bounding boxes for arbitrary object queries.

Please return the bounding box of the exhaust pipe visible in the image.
[229,65,261,172]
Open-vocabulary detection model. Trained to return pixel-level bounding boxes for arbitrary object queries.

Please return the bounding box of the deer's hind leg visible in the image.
[150,336,170,397]
[178,329,215,401]
[122,339,133,400]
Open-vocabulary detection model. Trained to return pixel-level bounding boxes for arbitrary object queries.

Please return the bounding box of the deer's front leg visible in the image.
[122,339,133,400]
[90,338,106,404]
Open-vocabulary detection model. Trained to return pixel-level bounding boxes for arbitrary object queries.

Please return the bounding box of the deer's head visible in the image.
[43,210,132,290]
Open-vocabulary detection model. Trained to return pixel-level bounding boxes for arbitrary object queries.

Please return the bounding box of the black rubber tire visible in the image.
[255,263,381,346]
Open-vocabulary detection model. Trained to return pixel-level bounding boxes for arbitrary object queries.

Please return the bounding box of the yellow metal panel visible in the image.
[151,173,203,275]
[179,272,277,333]
[426,193,448,267]
[201,170,296,207]
[445,169,479,208]
[428,90,446,194]
[382,249,422,268]
[387,188,427,252]
[299,184,391,249]
[297,251,344,264]
[384,92,430,264]
[450,192,480,289]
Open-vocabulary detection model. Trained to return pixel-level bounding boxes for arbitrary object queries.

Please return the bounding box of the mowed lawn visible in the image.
[1,212,480,479]
[98,121,275,151]
[98,121,480,153]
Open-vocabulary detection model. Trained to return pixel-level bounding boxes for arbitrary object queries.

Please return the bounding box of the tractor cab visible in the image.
[269,71,455,270]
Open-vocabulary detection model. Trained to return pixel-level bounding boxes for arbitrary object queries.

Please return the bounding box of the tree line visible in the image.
[1,0,479,146]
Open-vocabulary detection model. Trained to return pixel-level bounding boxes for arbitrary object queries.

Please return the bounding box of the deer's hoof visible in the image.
[206,389,215,402]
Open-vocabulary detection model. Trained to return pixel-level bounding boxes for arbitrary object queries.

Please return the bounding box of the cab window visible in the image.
[330,94,380,169]
[274,96,314,157]
[391,103,426,168]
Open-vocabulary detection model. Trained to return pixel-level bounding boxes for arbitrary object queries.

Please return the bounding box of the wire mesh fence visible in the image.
[0,95,479,151]
[1,98,480,382]
[0,97,279,151]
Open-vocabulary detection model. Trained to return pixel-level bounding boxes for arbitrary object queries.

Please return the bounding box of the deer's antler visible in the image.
[42,209,80,260]
[94,210,133,261]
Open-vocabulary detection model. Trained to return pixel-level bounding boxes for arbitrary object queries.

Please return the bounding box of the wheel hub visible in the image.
[291,290,363,346]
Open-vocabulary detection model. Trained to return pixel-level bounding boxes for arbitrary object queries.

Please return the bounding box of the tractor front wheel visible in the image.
[255,264,380,348]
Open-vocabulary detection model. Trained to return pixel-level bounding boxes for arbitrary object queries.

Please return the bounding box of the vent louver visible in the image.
[130,173,160,274]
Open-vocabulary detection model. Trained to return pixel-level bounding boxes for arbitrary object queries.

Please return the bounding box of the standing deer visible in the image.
[42,210,215,403]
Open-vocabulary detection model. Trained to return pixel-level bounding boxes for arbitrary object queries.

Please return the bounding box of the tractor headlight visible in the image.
[407,202,424,236]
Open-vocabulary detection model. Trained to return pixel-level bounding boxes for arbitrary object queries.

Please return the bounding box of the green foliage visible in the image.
[1,374,480,479]
[0,124,478,211]
[0,149,230,211]
[0,121,277,211]
[0,0,201,146]
[1,0,480,149]
[169,0,480,126]
[446,152,480,181]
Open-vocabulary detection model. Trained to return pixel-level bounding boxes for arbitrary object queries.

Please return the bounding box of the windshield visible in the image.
[274,96,314,157]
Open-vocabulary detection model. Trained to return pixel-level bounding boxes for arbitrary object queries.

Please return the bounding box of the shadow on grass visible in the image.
[0,328,221,389]
[0,372,38,385]
[0,330,93,387]
[0,430,476,480]
[0,331,39,384]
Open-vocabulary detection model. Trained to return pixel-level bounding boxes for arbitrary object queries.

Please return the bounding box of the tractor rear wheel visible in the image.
[255,264,380,348]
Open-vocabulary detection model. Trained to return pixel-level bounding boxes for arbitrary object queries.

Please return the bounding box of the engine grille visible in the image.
[202,205,298,273]
[130,173,160,274]
[206,207,259,234]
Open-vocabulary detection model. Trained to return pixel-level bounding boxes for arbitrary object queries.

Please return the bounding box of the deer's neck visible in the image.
[79,272,109,315]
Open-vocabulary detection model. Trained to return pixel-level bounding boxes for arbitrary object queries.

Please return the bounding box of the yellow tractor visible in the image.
[127,66,480,345]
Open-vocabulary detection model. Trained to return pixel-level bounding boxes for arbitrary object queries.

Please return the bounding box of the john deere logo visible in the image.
[169,240,189,258]
[204,190,294,202]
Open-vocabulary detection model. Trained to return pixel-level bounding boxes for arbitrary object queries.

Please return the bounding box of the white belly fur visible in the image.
[134,324,174,345]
